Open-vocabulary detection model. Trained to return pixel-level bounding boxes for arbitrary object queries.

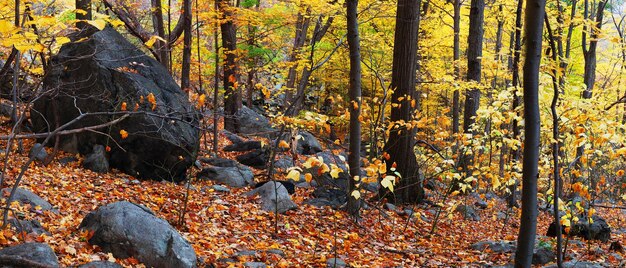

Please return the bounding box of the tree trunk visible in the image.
[76,0,92,29]
[346,0,362,218]
[380,0,423,204]
[151,0,170,70]
[460,0,484,174]
[219,0,241,133]
[181,0,192,90]
[507,0,524,208]
[451,0,461,134]
[514,0,545,266]
[284,11,310,108]
[582,0,607,99]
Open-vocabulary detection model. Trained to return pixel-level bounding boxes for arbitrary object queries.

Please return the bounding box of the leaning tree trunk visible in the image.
[346,0,362,218]
[514,0,545,266]
[219,0,241,133]
[380,0,423,204]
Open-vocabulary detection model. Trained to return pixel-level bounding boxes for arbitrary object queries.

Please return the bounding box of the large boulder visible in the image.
[79,201,197,268]
[280,131,322,155]
[32,27,200,182]
[0,242,59,267]
[1,188,53,211]
[197,158,254,187]
[82,144,109,173]
[236,106,275,135]
[245,181,297,214]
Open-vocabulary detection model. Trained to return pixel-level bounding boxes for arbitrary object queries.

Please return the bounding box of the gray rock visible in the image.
[221,130,244,144]
[236,149,269,169]
[326,258,347,268]
[532,247,555,265]
[474,199,488,209]
[78,261,123,268]
[265,249,285,257]
[1,188,53,211]
[281,131,323,155]
[236,106,275,135]
[234,250,258,257]
[471,240,516,253]
[456,205,480,221]
[8,218,49,235]
[28,143,48,162]
[197,158,254,187]
[274,156,294,171]
[497,212,508,220]
[82,145,109,173]
[212,185,231,192]
[0,242,59,267]
[384,203,399,212]
[224,140,262,152]
[79,201,197,268]
[545,260,606,268]
[33,27,200,182]
[244,262,267,268]
[245,181,297,214]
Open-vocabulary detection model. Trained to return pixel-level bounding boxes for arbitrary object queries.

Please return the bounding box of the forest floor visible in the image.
[0,123,624,267]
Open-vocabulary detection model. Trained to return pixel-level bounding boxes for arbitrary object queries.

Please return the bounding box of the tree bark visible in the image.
[514,0,545,266]
[181,0,192,90]
[76,0,92,27]
[346,0,362,218]
[219,0,241,133]
[582,0,607,99]
[380,0,423,204]
[283,10,310,108]
[151,0,170,70]
[451,0,461,134]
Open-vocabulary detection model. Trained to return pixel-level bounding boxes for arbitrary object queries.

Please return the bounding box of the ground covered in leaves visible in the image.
[0,132,625,267]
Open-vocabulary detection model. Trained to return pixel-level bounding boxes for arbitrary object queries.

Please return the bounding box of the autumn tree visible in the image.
[514,0,545,266]
[181,0,192,90]
[460,0,484,173]
[219,0,241,133]
[582,0,607,99]
[346,0,362,217]
[381,0,424,204]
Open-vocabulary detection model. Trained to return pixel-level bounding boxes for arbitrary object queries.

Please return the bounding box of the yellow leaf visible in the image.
[351,190,361,200]
[75,9,87,15]
[329,164,342,179]
[285,168,301,181]
[120,102,127,111]
[88,19,107,30]
[381,175,395,192]
[304,173,312,182]
[145,35,166,48]
[119,130,129,139]
[56,36,71,46]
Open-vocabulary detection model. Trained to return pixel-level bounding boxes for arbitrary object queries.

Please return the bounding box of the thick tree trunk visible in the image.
[514,0,545,266]
[76,0,92,29]
[380,0,423,204]
[460,0,484,174]
[181,0,192,90]
[463,0,484,133]
[346,0,362,217]
[219,0,241,133]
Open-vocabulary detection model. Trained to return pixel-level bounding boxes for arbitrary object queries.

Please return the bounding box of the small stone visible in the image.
[212,185,231,192]
[244,262,267,268]
[326,258,347,268]
[29,143,48,162]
